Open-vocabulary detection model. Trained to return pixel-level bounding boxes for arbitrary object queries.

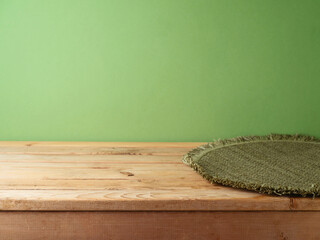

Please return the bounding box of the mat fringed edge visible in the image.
[182,134,320,197]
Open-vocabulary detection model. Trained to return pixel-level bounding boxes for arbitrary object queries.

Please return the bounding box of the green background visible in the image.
[0,0,319,142]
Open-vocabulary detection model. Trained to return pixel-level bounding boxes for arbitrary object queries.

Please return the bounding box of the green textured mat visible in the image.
[182,134,320,197]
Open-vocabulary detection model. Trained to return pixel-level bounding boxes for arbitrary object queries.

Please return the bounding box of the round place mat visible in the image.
[182,134,320,197]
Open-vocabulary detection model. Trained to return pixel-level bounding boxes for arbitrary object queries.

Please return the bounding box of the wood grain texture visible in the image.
[1,211,320,240]
[0,141,318,211]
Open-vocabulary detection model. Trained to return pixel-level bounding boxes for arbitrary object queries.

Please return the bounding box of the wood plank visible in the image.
[0,189,289,211]
[0,141,318,211]
[289,197,320,211]
[0,154,183,163]
[0,141,205,148]
[0,142,204,156]
[1,211,320,240]
[0,147,194,156]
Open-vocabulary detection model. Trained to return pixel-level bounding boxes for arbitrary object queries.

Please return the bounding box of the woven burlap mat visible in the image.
[183,134,320,197]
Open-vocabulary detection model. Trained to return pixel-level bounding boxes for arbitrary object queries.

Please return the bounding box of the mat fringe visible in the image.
[182,134,320,197]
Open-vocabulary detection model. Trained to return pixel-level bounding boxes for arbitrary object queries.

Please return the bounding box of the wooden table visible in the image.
[1,142,319,239]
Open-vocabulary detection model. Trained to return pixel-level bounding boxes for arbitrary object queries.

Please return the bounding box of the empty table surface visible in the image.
[0,141,318,211]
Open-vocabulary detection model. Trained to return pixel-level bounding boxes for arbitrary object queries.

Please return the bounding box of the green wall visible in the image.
[0,0,319,142]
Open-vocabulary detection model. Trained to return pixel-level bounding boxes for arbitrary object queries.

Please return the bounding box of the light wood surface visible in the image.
[1,211,320,240]
[0,141,319,211]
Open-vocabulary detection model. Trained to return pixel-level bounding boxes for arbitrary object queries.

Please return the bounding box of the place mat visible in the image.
[182,134,320,197]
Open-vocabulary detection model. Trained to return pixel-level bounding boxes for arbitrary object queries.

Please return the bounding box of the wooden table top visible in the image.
[0,141,318,211]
